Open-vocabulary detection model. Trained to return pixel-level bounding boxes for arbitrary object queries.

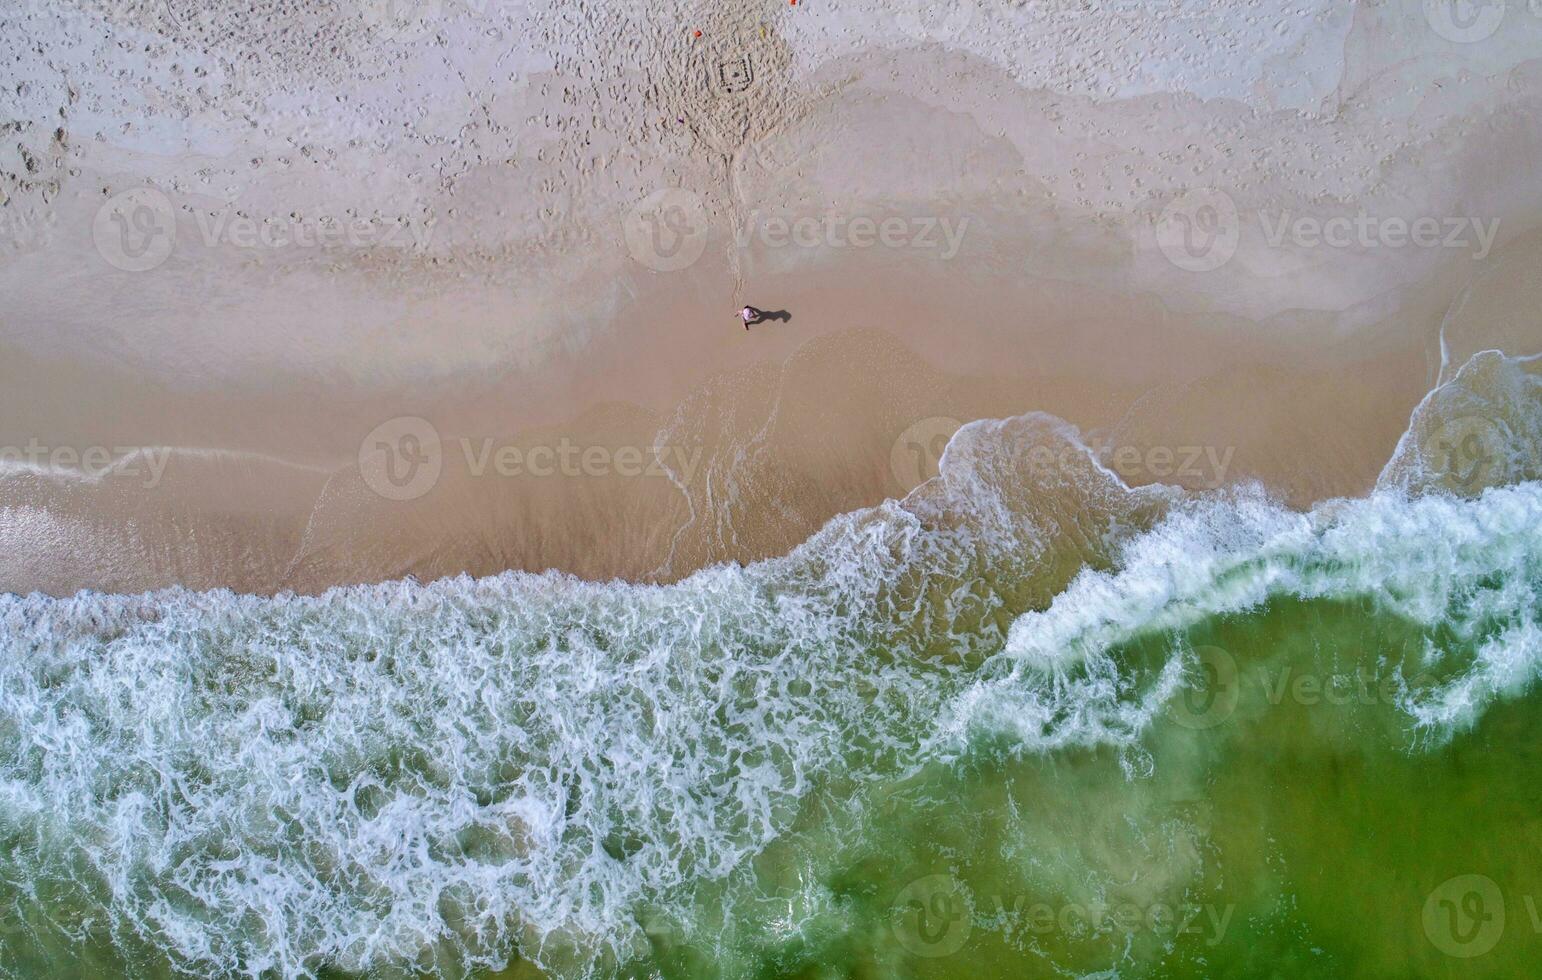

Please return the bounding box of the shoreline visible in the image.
[9,4,1542,978]
[0,234,1471,597]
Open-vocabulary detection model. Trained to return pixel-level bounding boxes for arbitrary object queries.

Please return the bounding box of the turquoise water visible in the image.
[2,355,1541,979]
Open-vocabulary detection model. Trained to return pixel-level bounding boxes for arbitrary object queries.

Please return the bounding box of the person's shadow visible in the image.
[752,309,792,324]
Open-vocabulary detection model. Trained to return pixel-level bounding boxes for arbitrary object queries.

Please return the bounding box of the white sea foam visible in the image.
[0,414,1115,978]
[945,482,1542,756]
[1,410,1540,977]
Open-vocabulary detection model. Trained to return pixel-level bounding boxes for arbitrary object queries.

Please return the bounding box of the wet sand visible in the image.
[3,0,1542,596]
[0,227,1487,596]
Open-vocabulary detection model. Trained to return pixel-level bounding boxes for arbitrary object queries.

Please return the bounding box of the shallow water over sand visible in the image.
[3,394,1541,977]
[6,2,1542,977]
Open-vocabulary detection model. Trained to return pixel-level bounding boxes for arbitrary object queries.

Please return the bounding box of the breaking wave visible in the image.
[2,355,1540,978]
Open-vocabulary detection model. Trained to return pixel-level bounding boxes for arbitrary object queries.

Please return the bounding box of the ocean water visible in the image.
[2,354,1541,979]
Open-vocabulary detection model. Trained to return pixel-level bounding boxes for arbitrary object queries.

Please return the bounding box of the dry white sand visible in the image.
[3,0,1542,594]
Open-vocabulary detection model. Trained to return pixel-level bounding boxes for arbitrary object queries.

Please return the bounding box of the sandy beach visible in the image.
[2,0,1542,600]
[11,4,1542,979]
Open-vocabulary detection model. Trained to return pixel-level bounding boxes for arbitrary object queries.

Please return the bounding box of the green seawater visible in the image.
[498,598,1535,979]
[3,410,1539,980]
[3,575,1539,979]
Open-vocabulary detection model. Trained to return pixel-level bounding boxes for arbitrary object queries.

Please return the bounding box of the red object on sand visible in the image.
[693,30,701,37]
